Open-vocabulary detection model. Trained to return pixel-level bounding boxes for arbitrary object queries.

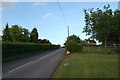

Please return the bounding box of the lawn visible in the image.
[52,53,119,78]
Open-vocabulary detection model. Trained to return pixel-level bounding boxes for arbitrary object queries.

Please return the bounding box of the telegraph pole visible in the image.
[68,26,69,41]
[68,26,69,38]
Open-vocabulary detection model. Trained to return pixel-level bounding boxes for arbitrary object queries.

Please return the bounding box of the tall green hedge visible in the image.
[66,41,83,53]
[2,42,60,58]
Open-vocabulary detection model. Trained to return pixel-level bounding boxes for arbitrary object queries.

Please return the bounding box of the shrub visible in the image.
[2,42,60,58]
[65,41,82,53]
[114,44,120,53]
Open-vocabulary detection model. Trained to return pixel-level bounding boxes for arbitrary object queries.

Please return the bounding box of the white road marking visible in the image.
[6,49,63,74]
[7,61,34,73]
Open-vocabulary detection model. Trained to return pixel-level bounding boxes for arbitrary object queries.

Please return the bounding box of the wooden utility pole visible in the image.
[67,26,70,42]
[68,26,69,38]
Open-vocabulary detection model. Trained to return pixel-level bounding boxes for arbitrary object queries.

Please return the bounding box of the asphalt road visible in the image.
[2,48,65,78]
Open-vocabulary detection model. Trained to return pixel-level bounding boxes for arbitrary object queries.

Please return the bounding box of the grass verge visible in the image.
[52,53,119,78]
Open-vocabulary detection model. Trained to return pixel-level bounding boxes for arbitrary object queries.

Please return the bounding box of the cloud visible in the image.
[33,2,45,7]
[43,12,53,18]
[0,2,16,11]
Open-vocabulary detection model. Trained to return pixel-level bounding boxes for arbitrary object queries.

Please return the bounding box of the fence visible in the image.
[82,46,116,53]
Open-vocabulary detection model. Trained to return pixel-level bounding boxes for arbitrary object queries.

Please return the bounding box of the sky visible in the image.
[1,1,119,46]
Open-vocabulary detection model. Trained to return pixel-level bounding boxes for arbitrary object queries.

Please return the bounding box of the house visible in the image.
[86,40,96,45]
[38,39,51,44]
[81,40,96,45]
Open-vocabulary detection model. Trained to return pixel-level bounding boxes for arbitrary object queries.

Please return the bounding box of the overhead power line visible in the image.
[57,1,69,27]
[57,1,70,38]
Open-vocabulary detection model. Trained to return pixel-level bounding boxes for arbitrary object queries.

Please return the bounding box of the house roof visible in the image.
[88,40,96,43]
[86,40,96,43]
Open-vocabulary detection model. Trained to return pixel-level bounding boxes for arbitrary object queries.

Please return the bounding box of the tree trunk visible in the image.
[105,39,107,50]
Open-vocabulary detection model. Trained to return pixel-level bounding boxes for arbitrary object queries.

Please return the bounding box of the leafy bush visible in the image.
[114,44,120,53]
[66,41,83,53]
[83,45,100,47]
[2,42,60,58]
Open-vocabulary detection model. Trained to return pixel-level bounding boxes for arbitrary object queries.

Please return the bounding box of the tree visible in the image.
[30,28,38,43]
[64,34,82,45]
[2,23,12,41]
[83,5,117,48]
[20,28,30,42]
[38,39,51,44]
[10,25,30,42]
[108,10,120,45]
[10,25,22,42]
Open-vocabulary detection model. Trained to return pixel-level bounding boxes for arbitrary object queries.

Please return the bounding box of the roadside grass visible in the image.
[52,53,119,78]
[82,46,116,53]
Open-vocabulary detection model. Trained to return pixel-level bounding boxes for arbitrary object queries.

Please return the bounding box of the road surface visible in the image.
[2,48,65,78]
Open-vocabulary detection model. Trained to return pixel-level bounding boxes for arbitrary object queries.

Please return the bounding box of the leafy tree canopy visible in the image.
[30,28,38,43]
[64,34,82,45]
[2,23,12,41]
[83,4,120,47]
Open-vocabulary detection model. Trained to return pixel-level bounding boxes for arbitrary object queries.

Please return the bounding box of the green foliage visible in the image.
[10,25,21,42]
[38,39,51,44]
[30,28,38,43]
[64,34,82,45]
[20,28,30,42]
[2,24,41,43]
[114,44,120,53]
[108,10,120,44]
[10,25,30,42]
[43,39,51,44]
[66,41,82,53]
[2,42,60,59]
[2,23,12,41]
[83,5,120,46]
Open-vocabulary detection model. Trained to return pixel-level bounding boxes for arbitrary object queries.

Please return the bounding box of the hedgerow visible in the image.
[65,41,83,53]
[2,42,60,58]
